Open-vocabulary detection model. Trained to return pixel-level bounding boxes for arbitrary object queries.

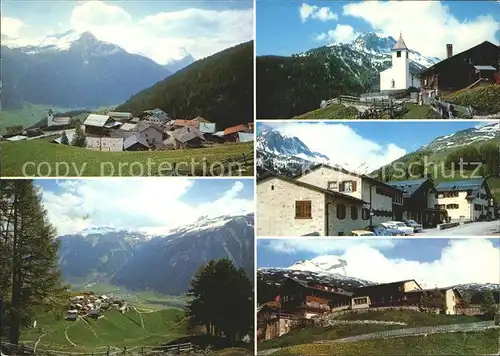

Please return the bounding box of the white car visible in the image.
[350,230,376,236]
[382,221,414,235]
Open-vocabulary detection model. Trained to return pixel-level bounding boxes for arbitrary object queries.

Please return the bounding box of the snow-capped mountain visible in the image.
[1,30,192,108]
[256,129,330,177]
[299,32,439,91]
[58,213,254,294]
[420,122,500,152]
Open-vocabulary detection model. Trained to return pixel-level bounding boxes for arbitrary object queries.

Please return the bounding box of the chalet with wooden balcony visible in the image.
[280,278,353,319]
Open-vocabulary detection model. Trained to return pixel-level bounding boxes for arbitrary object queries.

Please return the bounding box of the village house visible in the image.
[66,310,78,321]
[420,41,500,103]
[107,111,133,121]
[353,279,423,308]
[86,137,124,152]
[223,124,252,142]
[379,33,421,91]
[257,166,403,236]
[120,123,137,131]
[388,178,446,227]
[432,178,494,221]
[124,133,149,151]
[279,278,353,319]
[164,126,205,149]
[405,287,461,315]
[142,108,169,123]
[83,114,121,136]
[131,121,164,148]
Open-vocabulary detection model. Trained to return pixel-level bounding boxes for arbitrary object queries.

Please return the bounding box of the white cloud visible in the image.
[266,123,406,173]
[315,24,360,43]
[264,239,397,254]
[1,17,25,37]
[39,179,253,235]
[342,1,500,58]
[2,1,253,65]
[262,238,500,287]
[300,3,338,23]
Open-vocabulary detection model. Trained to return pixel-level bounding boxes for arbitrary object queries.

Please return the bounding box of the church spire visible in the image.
[393,32,409,51]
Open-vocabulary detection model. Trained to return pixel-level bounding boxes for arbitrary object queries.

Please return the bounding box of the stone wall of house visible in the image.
[257,177,326,236]
[327,200,367,236]
[86,137,124,152]
[296,167,363,200]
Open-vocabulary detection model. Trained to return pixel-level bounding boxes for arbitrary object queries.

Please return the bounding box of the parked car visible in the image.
[382,221,414,235]
[403,219,423,232]
[350,230,376,236]
[366,224,403,236]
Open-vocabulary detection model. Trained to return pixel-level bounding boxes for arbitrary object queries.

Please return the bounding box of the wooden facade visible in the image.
[389,178,445,228]
[420,41,500,94]
[353,280,422,308]
[280,278,352,318]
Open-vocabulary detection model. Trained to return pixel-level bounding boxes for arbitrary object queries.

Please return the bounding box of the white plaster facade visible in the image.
[403,280,422,292]
[352,296,370,310]
[257,174,368,236]
[380,34,420,91]
[296,166,399,226]
[433,185,492,221]
[443,288,458,315]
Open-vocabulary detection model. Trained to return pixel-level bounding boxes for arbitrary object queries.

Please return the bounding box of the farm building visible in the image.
[108,112,133,121]
[124,133,150,151]
[120,123,137,131]
[174,119,198,128]
[223,124,252,141]
[83,114,121,135]
[66,310,78,321]
[6,135,28,141]
[420,41,500,102]
[199,122,216,134]
[132,121,164,148]
[86,137,124,152]
[237,132,254,142]
[164,126,205,149]
[143,108,169,123]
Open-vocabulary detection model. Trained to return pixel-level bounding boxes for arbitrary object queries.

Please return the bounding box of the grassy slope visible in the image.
[272,329,498,355]
[0,140,253,177]
[1,103,74,132]
[292,103,439,120]
[19,308,188,353]
[444,84,500,115]
[260,310,483,351]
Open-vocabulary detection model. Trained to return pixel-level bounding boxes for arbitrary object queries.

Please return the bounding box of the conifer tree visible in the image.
[71,125,87,147]
[61,131,69,145]
[0,180,67,344]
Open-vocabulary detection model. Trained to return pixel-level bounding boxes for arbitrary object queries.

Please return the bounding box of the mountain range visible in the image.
[257,255,500,304]
[257,32,440,118]
[58,213,254,295]
[256,122,500,178]
[1,30,194,109]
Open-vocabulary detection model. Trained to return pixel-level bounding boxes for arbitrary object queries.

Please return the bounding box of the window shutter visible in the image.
[295,202,301,217]
[352,181,357,192]
[305,201,311,217]
[339,182,345,192]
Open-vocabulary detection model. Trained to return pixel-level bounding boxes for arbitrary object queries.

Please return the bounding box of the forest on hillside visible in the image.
[117,41,254,130]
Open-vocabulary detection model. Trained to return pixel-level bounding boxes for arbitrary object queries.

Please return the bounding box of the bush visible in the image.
[444,84,500,115]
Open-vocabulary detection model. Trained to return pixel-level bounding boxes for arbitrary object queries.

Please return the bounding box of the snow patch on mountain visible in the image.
[420,122,500,152]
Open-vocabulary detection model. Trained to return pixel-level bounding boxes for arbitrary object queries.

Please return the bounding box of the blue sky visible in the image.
[257,121,489,172]
[34,178,254,235]
[1,0,253,64]
[257,238,500,287]
[257,1,500,58]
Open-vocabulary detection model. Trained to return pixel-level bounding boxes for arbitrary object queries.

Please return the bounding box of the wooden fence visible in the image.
[2,342,197,356]
[429,98,474,119]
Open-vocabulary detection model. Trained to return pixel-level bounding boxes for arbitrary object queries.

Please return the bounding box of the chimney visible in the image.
[446,44,453,58]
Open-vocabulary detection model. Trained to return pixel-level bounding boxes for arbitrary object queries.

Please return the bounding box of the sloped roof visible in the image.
[108,112,132,119]
[192,116,211,124]
[53,130,76,144]
[50,117,71,126]
[120,123,137,131]
[388,178,434,198]
[171,126,205,143]
[393,33,409,51]
[435,179,485,192]
[224,124,249,135]
[258,174,367,204]
[84,114,112,127]
[174,119,198,128]
[124,133,149,150]
[132,121,163,134]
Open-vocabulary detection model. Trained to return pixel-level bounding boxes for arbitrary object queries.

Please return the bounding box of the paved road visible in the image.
[420,220,500,236]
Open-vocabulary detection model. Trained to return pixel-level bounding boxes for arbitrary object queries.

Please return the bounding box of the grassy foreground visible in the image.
[0,140,253,177]
[17,308,188,353]
[271,329,499,355]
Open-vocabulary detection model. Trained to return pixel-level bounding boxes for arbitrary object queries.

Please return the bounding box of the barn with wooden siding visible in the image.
[420,41,500,102]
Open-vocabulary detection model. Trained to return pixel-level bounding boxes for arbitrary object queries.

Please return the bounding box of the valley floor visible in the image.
[0,140,253,177]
